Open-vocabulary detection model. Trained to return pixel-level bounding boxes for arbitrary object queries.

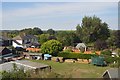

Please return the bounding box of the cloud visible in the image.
[2,2,118,30]
[3,2,117,21]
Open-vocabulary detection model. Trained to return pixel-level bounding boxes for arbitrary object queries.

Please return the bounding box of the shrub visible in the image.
[41,40,63,56]
[101,49,112,56]
[58,51,97,59]
[104,56,119,64]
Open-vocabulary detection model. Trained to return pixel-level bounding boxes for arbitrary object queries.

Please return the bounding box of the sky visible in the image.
[1,1,119,30]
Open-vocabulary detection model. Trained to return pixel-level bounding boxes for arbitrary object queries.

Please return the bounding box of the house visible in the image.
[0,47,16,63]
[0,36,12,46]
[102,68,120,79]
[12,34,40,48]
[76,43,87,51]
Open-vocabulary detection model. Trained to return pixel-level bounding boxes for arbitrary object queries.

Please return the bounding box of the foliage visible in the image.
[41,40,63,56]
[101,49,112,56]
[58,51,97,59]
[109,61,120,68]
[114,30,120,48]
[56,31,81,46]
[20,27,43,35]
[47,29,55,35]
[104,56,118,64]
[63,48,73,53]
[37,34,50,45]
[76,16,110,43]
[94,39,108,50]
[1,63,30,79]
[48,35,57,40]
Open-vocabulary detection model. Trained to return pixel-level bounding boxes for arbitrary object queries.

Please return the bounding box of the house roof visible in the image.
[0,47,12,55]
[0,60,50,72]
[102,68,120,78]
[13,35,37,40]
[76,43,86,49]
[13,35,22,40]
[0,36,11,40]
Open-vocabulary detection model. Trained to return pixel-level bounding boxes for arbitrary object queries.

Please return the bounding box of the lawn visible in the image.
[29,60,110,78]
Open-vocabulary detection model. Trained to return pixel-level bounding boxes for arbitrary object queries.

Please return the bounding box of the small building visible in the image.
[0,60,51,73]
[76,43,87,51]
[24,52,43,60]
[102,68,120,79]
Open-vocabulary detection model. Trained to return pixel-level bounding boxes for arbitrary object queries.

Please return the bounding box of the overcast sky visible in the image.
[1,1,119,30]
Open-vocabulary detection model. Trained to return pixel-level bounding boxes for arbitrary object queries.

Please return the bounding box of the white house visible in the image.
[12,34,39,48]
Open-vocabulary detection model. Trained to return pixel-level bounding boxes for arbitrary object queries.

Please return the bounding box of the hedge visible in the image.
[104,56,120,64]
[58,51,98,59]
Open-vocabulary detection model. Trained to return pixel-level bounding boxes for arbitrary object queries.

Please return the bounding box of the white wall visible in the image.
[12,40,23,48]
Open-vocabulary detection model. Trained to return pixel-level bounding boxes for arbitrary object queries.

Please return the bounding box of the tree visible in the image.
[47,29,55,35]
[32,27,43,35]
[41,40,63,56]
[38,34,50,45]
[94,39,108,50]
[114,30,120,48]
[20,27,43,35]
[48,35,57,40]
[76,16,110,43]
[56,31,81,46]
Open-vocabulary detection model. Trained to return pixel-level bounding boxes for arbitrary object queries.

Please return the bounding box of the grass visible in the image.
[28,60,110,78]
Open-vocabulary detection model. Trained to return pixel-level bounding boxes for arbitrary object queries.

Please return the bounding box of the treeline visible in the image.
[2,16,120,50]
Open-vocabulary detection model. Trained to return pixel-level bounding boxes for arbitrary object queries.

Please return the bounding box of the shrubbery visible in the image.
[101,49,112,56]
[41,40,63,56]
[58,51,97,59]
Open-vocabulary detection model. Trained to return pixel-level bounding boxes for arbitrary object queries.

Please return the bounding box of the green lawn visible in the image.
[29,60,110,78]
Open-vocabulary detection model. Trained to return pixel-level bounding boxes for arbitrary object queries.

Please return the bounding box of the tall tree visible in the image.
[47,29,55,35]
[38,34,50,45]
[76,16,110,43]
[32,27,43,35]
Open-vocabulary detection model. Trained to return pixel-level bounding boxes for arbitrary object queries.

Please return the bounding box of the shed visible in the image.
[102,68,120,79]
[76,43,87,51]
[24,52,43,60]
[0,60,51,73]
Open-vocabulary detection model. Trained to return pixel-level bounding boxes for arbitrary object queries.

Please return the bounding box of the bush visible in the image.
[101,50,112,56]
[41,40,63,56]
[104,56,119,64]
[58,51,97,59]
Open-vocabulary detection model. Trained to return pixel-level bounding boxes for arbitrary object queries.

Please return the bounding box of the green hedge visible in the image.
[101,50,112,56]
[104,56,120,64]
[58,51,97,59]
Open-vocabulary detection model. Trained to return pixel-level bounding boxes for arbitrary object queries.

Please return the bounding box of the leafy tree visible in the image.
[56,31,81,46]
[47,29,55,35]
[41,40,63,56]
[114,30,120,48]
[20,27,43,35]
[76,16,110,43]
[94,39,108,50]
[32,27,43,35]
[48,35,57,40]
[38,34,50,45]
[106,30,116,49]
